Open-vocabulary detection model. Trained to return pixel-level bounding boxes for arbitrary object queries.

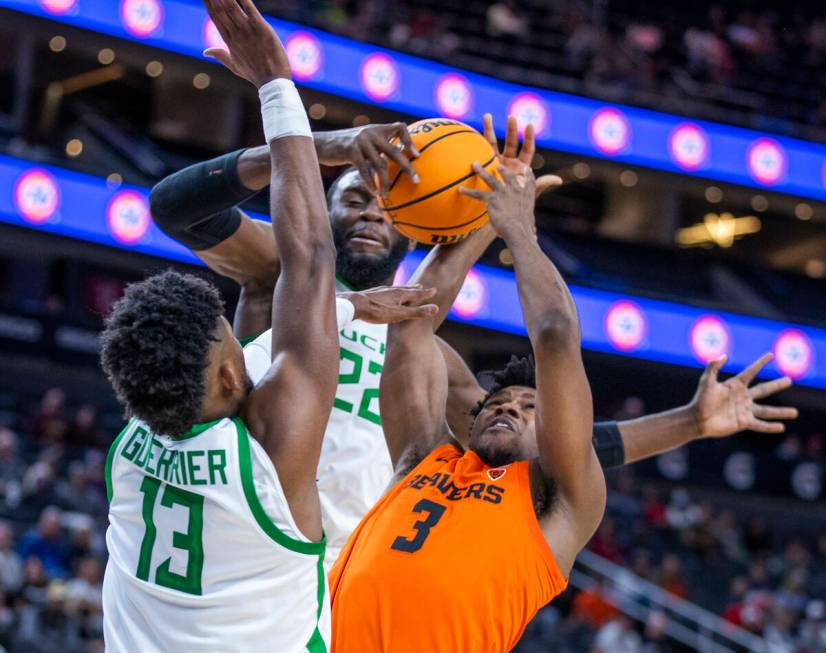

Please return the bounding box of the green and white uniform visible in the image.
[244,279,391,570]
[103,417,329,653]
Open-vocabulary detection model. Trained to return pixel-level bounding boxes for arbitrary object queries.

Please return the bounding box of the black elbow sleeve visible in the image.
[592,421,625,469]
[150,149,257,251]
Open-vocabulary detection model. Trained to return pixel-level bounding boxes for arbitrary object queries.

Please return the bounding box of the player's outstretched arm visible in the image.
[607,353,798,466]
[380,226,501,478]
[203,0,337,541]
[462,164,605,575]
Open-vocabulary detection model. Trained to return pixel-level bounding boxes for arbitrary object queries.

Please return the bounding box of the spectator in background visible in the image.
[0,523,21,595]
[0,429,22,512]
[571,578,619,629]
[763,605,798,653]
[591,615,643,653]
[16,507,69,579]
[28,389,68,446]
[17,555,49,608]
[799,599,826,653]
[12,580,82,653]
[641,485,667,530]
[711,510,746,562]
[19,461,57,521]
[56,463,105,517]
[65,558,102,618]
[656,554,688,600]
[65,405,100,451]
[590,519,626,564]
[743,516,774,557]
[665,489,702,531]
[487,0,529,39]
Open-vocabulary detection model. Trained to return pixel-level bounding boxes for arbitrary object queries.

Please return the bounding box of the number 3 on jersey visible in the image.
[391,499,446,553]
[137,476,204,595]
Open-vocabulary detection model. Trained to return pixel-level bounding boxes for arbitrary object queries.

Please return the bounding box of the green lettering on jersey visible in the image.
[339,328,357,343]
[155,447,175,482]
[360,334,379,352]
[187,451,206,485]
[144,438,162,475]
[207,450,228,485]
[121,426,147,461]
[135,428,154,468]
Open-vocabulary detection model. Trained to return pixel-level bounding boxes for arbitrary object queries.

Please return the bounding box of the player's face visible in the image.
[468,386,539,467]
[328,170,412,289]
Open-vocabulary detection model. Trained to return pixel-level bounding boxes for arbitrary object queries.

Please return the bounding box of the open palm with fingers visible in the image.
[691,353,798,439]
[481,113,562,198]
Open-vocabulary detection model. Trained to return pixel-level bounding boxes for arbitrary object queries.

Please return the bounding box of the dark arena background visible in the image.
[0,1,824,651]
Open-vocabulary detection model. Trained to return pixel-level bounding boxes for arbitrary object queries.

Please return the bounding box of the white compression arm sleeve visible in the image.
[336,296,356,331]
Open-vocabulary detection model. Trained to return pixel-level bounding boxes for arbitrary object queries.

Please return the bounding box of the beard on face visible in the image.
[472,441,520,468]
[332,222,410,290]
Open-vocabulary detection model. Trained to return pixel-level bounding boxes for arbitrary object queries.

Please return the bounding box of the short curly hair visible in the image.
[470,354,536,420]
[100,270,225,437]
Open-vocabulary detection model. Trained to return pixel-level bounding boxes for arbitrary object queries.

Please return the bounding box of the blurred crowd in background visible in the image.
[257,0,826,141]
[0,385,822,652]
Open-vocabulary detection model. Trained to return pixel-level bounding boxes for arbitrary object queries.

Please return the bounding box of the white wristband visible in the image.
[335,296,356,331]
[258,78,312,143]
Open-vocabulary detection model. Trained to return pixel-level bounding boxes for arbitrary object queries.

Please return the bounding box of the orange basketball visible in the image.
[377,118,498,245]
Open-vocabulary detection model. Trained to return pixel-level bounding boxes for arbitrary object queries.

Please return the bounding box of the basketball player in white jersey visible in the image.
[99,2,437,650]
[151,104,799,572]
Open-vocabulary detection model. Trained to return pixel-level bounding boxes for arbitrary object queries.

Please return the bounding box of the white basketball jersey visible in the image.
[244,279,392,569]
[103,417,330,653]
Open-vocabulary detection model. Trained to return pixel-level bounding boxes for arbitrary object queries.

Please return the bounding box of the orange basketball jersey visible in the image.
[330,443,568,652]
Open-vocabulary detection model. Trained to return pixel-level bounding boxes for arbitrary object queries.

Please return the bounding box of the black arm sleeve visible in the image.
[149,149,260,251]
[592,421,625,469]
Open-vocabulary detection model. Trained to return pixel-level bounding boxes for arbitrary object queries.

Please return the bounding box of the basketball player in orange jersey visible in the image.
[329,158,605,650]
[328,140,800,648]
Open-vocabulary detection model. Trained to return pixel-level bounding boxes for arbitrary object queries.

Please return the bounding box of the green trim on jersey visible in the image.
[305,554,328,652]
[335,274,355,291]
[232,417,326,556]
[237,334,262,347]
[106,420,135,502]
[177,419,222,440]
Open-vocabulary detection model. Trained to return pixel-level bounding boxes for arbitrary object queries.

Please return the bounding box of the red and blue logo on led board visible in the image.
[747,138,787,186]
[39,0,76,15]
[604,300,647,352]
[507,93,549,137]
[13,169,61,225]
[669,123,710,171]
[435,73,473,120]
[452,269,487,319]
[774,329,814,379]
[590,108,631,156]
[286,32,323,81]
[360,53,399,101]
[107,190,151,244]
[690,315,730,363]
[202,17,225,50]
[120,0,164,38]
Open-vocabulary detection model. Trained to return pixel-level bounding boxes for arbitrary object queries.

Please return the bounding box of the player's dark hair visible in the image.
[100,270,224,437]
[470,355,536,419]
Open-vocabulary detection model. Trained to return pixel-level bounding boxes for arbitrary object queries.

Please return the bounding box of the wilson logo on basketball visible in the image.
[487,468,507,482]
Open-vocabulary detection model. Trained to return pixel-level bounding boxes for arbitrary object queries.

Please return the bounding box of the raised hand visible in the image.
[481,113,562,198]
[458,163,537,242]
[340,286,438,325]
[203,0,291,87]
[691,353,798,438]
[315,123,421,194]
